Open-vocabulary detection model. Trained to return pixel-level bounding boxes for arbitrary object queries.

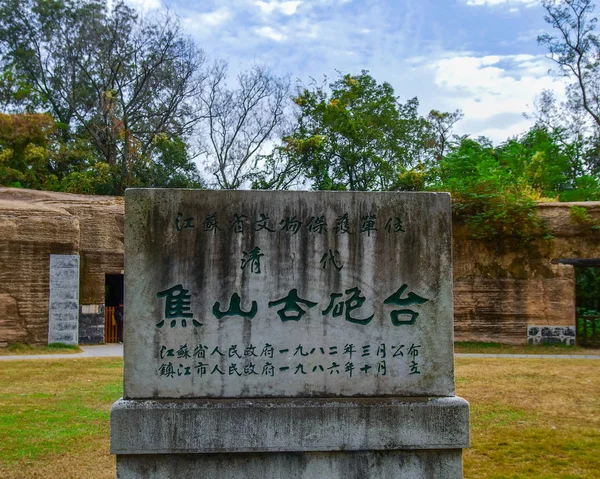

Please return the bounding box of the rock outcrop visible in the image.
[453,202,600,344]
[0,188,598,346]
[0,188,123,345]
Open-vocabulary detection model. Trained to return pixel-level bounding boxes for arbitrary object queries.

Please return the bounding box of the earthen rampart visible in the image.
[0,188,597,345]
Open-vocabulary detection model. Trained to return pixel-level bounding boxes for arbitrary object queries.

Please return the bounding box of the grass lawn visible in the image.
[0,357,598,478]
[0,343,82,356]
[455,341,600,355]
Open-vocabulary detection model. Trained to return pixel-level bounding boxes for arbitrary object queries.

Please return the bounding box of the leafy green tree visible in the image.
[141,134,204,189]
[277,71,430,191]
[528,90,592,177]
[434,136,546,240]
[498,127,572,195]
[0,0,205,193]
[0,112,58,189]
[526,90,600,199]
[425,109,463,163]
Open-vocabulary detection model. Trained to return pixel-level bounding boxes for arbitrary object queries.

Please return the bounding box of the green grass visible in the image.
[0,358,120,478]
[0,342,82,356]
[455,341,600,355]
[0,357,598,478]
[458,357,600,478]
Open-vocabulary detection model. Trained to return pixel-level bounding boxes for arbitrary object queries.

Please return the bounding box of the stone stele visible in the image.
[123,189,454,399]
[111,189,469,478]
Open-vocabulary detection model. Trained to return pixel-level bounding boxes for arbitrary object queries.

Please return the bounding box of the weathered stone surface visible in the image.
[114,189,468,479]
[1,187,598,347]
[116,450,463,479]
[0,293,25,346]
[0,187,123,345]
[453,275,575,344]
[48,254,79,344]
[111,396,469,454]
[79,304,105,344]
[453,201,599,344]
[528,325,576,345]
[124,190,454,399]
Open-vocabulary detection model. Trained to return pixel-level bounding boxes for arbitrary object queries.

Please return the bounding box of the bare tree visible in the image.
[426,109,463,162]
[198,62,290,189]
[539,0,600,128]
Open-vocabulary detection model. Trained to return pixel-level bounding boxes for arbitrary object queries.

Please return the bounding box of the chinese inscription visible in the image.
[175,212,406,235]
[156,284,428,327]
[156,341,424,380]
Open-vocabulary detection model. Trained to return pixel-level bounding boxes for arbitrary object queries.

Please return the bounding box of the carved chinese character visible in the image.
[320,249,343,271]
[241,246,264,274]
[328,362,341,374]
[203,212,221,232]
[176,344,190,359]
[230,214,248,234]
[385,217,405,233]
[392,345,405,358]
[194,362,208,376]
[383,284,429,326]
[213,293,258,319]
[193,344,208,359]
[280,216,302,234]
[322,287,374,325]
[158,362,175,378]
[159,346,174,359]
[261,344,274,358]
[175,213,194,231]
[229,345,242,359]
[255,213,276,232]
[156,284,201,328]
[306,215,327,234]
[360,214,377,236]
[268,289,317,321]
[262,362,275,376]
[343,343,356,359]
[334,213,351,234]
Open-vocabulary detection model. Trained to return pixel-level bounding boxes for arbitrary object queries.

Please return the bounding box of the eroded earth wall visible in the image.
[0,188,123,346]
[453,202,600,344]
[0,188,597,346]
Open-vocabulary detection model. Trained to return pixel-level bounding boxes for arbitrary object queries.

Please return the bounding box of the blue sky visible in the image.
[126,0,566,143]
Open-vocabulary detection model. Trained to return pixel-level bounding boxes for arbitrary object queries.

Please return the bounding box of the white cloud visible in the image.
[255,1,302,15]
[160,0,563,143]
[123,0,162,11]
[255,26,286,41]
[185,8,232,29]
[463,0,538,7]
[419,53,566,141]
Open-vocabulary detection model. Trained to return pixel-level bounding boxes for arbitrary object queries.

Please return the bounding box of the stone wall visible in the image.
[0,188,598,346]
[453,202,600,344]
[79,304,105,344]
[0,188,123,346]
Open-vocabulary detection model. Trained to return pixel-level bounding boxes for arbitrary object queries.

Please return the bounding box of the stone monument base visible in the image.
[111,396,469,479]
